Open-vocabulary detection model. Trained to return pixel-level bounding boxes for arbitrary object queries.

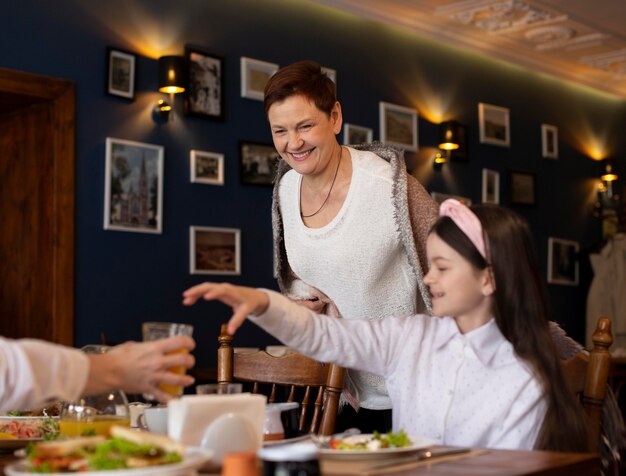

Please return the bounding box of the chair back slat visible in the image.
[561,316,613,452]
[217,324,344,435]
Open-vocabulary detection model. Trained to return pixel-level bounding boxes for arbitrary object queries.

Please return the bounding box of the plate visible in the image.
[5,446,212,476]
[318,434,434,460]
[0,416,59,448]
[263,434,311,447]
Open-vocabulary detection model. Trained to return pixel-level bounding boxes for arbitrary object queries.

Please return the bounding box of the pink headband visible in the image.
[439,199,488,261]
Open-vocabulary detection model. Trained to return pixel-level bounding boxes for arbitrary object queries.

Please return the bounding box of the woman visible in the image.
[183,200,589,451]
[265,60,438,432]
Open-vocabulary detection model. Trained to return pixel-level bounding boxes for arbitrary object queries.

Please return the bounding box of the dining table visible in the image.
[0,445,601,475]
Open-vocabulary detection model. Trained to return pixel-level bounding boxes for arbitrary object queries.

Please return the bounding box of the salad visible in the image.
[0,417,59,440]
[329,430,412,451]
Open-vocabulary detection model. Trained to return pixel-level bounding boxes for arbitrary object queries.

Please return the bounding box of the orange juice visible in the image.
[59,415,130,437]
[159,348,188,396]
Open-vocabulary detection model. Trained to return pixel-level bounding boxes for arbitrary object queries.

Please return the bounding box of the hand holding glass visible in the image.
[142,322,194,398]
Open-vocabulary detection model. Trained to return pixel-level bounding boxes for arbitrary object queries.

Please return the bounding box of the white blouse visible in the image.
[251,290,547,450]
[0,337,89,412]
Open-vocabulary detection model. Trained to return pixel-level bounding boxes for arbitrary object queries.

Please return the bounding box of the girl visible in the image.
[183,199,588,451]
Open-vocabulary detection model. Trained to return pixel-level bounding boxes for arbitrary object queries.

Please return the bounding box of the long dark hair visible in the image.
[432,204,589,452]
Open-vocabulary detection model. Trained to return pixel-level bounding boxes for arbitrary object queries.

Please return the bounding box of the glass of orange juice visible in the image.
[142,322,194,399]
[60,345,130,437]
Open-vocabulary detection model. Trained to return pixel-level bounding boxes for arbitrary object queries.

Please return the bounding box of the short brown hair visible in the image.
[264,60,336,117]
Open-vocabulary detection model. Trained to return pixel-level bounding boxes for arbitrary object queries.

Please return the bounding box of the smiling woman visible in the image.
[259,60,439,433]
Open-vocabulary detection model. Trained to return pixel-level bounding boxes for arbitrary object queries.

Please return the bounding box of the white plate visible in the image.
[318,434,434,460]
[5,446,212,476]
[263,434,311,447]
[0,438,42,449]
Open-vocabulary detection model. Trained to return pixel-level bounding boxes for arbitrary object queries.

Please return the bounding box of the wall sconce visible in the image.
[433,121,464,170]
[154,55,186,121]
[594,158,621,236]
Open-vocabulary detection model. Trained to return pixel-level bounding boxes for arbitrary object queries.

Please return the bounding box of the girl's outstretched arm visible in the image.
[182,282,269,334]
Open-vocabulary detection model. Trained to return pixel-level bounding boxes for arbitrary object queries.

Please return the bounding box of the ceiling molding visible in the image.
[310,0,626,99]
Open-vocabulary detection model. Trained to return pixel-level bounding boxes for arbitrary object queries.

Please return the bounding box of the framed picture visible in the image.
[542,124,558,159]
[343,123,373,145]
[106,48,136,100]
[379,102,418,152]
[510,170,536,206]
[240,57,278,101]
[478,103,510,147]
[547,237,579,286]
[190,150,224,185]
[240,141,280,186]
[185,45,224,119]
[103,138,163,234]
[482,169,500,204]
[190,226,241,275]
[321,66,336,84]
[431,191,472,206]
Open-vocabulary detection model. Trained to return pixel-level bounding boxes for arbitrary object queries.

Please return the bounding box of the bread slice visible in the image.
[110,425,184,456]
[33,435,106,457]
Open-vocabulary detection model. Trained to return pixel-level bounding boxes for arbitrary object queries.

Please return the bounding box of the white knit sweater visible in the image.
[278,147,418,409]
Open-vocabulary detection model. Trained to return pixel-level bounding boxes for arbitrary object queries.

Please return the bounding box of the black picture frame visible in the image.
[184,44,224,120]
[239,141,280,186]
[509,170,536,206]
[106,47,136,100]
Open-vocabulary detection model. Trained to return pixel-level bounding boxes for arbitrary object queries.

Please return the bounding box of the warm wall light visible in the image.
[154,55,186,120]
[433,121,465,170]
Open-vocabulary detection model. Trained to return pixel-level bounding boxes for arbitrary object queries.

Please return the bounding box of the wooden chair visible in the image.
[217,324,345,436]
[561,316,613,452]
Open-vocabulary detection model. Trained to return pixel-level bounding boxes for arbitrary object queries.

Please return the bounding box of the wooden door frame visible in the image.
[0,67,75,345]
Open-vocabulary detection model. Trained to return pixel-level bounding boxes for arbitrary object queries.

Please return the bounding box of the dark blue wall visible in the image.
[3,0,626,368]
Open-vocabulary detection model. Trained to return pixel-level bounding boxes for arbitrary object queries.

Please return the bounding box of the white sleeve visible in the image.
[0,337,90,412]
[249,290,418,376]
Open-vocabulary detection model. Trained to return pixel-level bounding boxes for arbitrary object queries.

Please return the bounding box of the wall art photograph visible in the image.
[431,191,472,206]
[185,45,223,119]
[103,138,163,234]
[240,56,278,101]
[542,124,558,159]
[190,226,241,275]
[478,103,510,147]
[343,123,373,145]
[482,168,500,204]
[510,170,536,206]
[240,141,280,186]
[190,149,224,185]
[106,48,136,99]
[547,237,579,286]
[379,101,418,151]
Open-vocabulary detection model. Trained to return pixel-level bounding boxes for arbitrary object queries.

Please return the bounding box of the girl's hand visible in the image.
[182,282,270,334]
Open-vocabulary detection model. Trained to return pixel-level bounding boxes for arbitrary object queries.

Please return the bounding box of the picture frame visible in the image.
[240,57,278,101]
[185,45,224,119]
[103,137,163,234]
[541,124,558,159]
[481,168,500,204]
[547,237,579,286]
[106,47,136,100]
[190,149,224,185]
[190,226,241,275]
[478,103,510,147]
[343,123,373,145]
[510,170,536,206]
[240,141,280,186]
[431,191,472,206]
[379,102,418,151]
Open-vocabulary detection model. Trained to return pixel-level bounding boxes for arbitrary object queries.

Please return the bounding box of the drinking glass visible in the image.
[59,345,130,437]
[142,322,194,399]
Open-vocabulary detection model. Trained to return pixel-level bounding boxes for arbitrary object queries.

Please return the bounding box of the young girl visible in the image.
[183,199,588,451]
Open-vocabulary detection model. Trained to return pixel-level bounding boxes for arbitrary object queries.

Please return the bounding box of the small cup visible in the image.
[222,451,260,476]
[196,383,243,395]
[137,406,168,434]
[128,402,151,428]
